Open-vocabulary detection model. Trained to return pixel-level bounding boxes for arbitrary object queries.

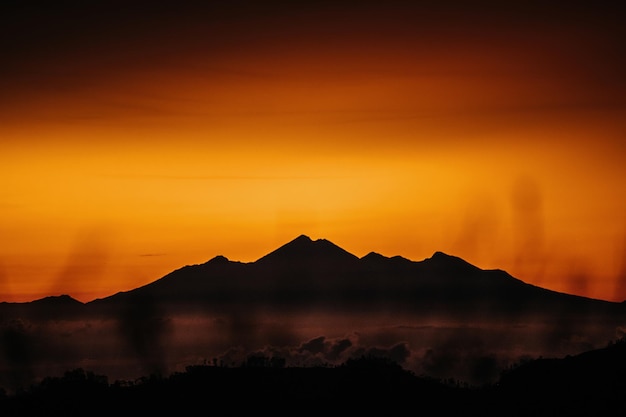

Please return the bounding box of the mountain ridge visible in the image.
[2,236,624,317]
[74,235,625,320]
[0,234,626,306]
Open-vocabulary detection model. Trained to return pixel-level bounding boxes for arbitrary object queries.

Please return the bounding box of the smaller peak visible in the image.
[32,294,83,305]
[390,255,412,263]
[208,255,229,264]
[361,252,388,261]
[425,251,480,271]
[428,251,467,263]
[427,251,463,263]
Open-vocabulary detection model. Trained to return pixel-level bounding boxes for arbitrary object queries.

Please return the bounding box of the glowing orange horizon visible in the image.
[1,2,625,304]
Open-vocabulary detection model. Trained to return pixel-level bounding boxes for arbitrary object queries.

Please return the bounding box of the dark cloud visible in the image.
[298,336,327,355]
[327,338,353,360]
[211,334,410,372]
[371,342,411,364]
[2,1,624,97]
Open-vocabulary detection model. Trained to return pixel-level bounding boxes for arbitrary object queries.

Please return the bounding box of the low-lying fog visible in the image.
[2,311,624,391]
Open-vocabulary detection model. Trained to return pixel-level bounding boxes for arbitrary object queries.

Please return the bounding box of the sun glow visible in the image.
[1,2,625,303]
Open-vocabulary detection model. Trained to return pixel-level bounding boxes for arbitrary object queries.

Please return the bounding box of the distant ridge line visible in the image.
[3,235,625,311]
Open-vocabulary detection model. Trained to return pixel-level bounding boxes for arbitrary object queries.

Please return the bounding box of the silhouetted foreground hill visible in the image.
[0,358,467,416]
[2,341,625,416]
[495,337,626,416]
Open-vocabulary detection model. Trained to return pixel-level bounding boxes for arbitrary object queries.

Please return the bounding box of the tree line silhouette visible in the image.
[1,339,625,416]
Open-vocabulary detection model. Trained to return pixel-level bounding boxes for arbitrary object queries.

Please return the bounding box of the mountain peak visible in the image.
[293,234,313,243]
[361,252,388,261]
[31,294,83,306]
[424,251,480,272]
[361,252,389,263]
[256,235,359,265]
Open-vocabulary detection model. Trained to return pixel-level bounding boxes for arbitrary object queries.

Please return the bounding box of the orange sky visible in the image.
[1,1,625,303]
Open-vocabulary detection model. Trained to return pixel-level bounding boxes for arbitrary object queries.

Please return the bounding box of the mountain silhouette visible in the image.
[2,235,625,320]
[75,235,626,320]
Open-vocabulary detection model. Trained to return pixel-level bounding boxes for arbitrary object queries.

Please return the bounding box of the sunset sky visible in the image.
[1,1,625,303]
